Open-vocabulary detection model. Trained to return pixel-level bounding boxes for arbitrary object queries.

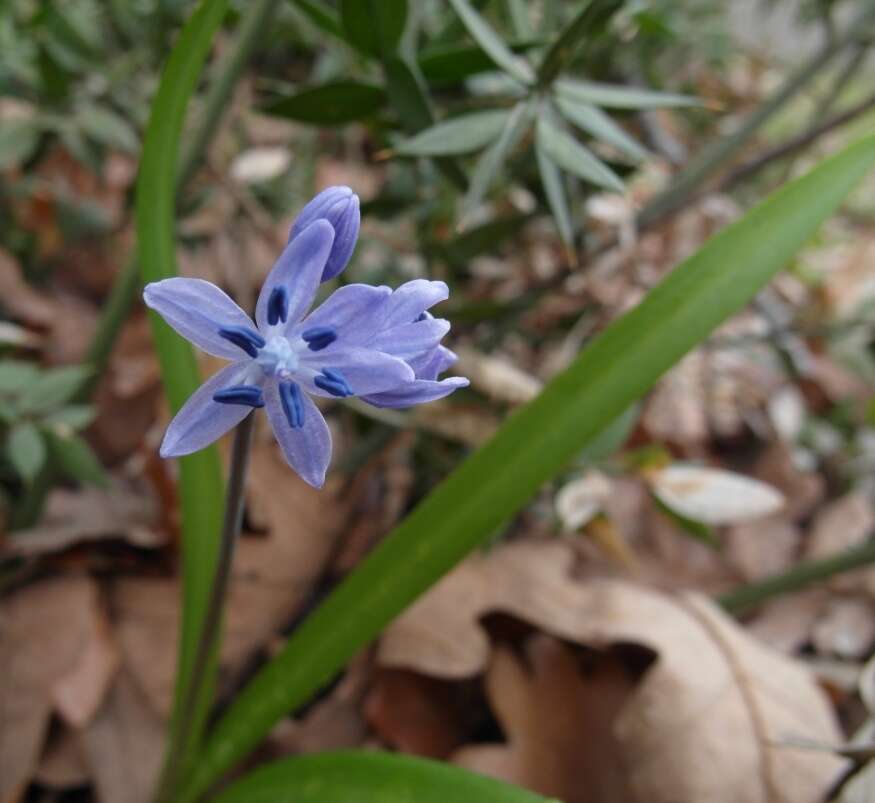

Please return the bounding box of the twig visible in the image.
[154,412,256,803]
[719,537,875,615]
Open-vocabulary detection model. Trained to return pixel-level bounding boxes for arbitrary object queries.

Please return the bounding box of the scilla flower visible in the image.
[144,186,468,488]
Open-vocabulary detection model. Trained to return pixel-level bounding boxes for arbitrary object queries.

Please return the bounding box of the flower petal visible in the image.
[160,362,257,457]
[383,280,449,327]
[408,345,458,380]
[299,347,415,396]
[369,318,451,361]
[288,186,360,282]
[363,377,469,409]
[298,283,392,347]
[144,278,256,359]
[263,380,332,488]
[255,219,335,331]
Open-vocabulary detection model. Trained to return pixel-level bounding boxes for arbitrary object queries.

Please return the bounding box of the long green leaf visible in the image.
[395,108,511,156]
[447,0,535,85]
[340,0,406,58]
[213,751,555,803]
[534,135,574,249]
[555,77,697,109]
[535,114,623,191]
[555,95,647,161]
[264,81,387,124]
[135,0,228,786]
[180,133,875,803]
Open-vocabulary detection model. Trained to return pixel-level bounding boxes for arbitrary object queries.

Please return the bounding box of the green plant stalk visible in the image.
[178,133,875,803]
[637,4,875,228]
[536,0,620,87]
[82,0,280,395]
[719,539,875,615]
[136,0,230,793]
[155,413,256,803]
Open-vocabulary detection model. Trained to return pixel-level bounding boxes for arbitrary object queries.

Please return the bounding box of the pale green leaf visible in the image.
[535,137,574,248]
[7,422,46,483]
[395,109,511,156]
[17,365,92,414]
[555,95,647,161]
[556,77,697,109]
[536,114,624,191]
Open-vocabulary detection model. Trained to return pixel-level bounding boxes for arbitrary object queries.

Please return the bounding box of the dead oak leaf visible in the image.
[380,541,845,803]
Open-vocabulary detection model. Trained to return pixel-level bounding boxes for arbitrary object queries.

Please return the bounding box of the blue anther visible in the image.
[267,286,289,326]
[218,325,266,358]
[415,311,429,322]
[301,326,337,351]
[279,381,305,428]
[213,384,265,408]
[314,367,352,398]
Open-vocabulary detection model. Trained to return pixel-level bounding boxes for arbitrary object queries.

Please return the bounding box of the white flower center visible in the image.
[255,335,299,378]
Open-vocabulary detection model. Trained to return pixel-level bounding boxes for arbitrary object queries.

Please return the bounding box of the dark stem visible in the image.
[719,536,875,615]
[154,412,256,803]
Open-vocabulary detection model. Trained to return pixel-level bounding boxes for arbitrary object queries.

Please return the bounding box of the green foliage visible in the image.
[179,131,875,803]
[264,81,387,124]
[340,0,407,58]
[213,751,556,803]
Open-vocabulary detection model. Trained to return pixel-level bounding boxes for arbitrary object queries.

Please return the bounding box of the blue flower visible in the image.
[144,186,468,488]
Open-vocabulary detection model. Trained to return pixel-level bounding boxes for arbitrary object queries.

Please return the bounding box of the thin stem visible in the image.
[78,0,280,400]
[719,537,875,615]
[155,411,256,803]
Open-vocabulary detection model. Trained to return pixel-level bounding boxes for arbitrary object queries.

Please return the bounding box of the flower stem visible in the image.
[154,411,256,803]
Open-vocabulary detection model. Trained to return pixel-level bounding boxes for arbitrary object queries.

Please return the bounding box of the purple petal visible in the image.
[144,278,256,360]
[263,380,332,488]
[298,283,392,347]
[289,186,360,282]
[408,345,458,380]
[382,280,449,327]
[363,377,469,409]
[160,362,257,457]
[299,347,415,396]
[370,318,451,361]
[255,220,335,331]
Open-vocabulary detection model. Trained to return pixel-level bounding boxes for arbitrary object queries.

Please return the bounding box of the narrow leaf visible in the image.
[0,360,39,394]
[264,81,386,124]
[395,108,511,156]
[17,365,92,414]
[418,39,540,86]
[135,0,228,782]
[7,422,46,483]
[340,0,407,58]
[555,95,647,161]
[556,77,697,109]
[536,114,624,191]
[78,104,139,154]
[46,431,107,487]
[213,751,554,803]
[447,0,535,85]
[180,134,875,803]
[535,136,574,248]
[290,0,343,38]
[42,404,96,431]
[461,99,532,223]
[0,118,41,169]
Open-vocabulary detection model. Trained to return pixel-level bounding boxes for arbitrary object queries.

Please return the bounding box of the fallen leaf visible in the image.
[230,146,292,183]
[812,598,875,659]
[380,541,846,802]
[0,575,101,802]
[725,516,800,581]
[34,725,90,790]
[0,248,55,328]
[555,471,612,531]
[649,463,785,525]
[454,346,542,404]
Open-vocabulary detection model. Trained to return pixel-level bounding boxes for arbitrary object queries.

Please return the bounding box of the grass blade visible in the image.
[135,0,229,788]
[213,751,555,803]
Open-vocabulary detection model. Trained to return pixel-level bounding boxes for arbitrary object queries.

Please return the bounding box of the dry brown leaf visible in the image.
[454,346,542,404]
[381,541,846,802]
[747,590,829,654]
[114,440,349,716]
[0,575,102,802]
[725,516,801,581]
[812,598,875,659]
[35,726,90,790]
[82,669,165,803]
[0,248,55,328]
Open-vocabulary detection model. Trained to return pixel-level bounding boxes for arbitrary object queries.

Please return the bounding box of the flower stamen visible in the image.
[218,325,266,358]
[314,367,352,397]
[301,326,337,351]
[267,286,289,326]
[279,381,305,428]
[213,385,265,407]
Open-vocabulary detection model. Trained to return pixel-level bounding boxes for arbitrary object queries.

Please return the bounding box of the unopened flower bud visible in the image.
[289,185,360,281]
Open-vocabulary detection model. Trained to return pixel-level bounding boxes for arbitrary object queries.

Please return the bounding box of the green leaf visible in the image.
[7,423,46,483]
[136,0,228,787]
[555,95,647,161]
[17,365,92,414]
[461,99,532,223]
[651,493,719,548]
[556,77,697,109]
[78,103,139,154]
[0,360,39,394]
[41,404,96,432]
[418,39,540,86]
[264,81,386,124]
[214,751,554,803]
[0,118,41,169]
[395,109,511,156]
[180,134,875,802]
[536,0,621,87]
[447,0,535,85]
[535,135,574,249]
[340,0,406,58]
[290,0,343,38]
[46,431,107,487]
[535,114,624,191]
